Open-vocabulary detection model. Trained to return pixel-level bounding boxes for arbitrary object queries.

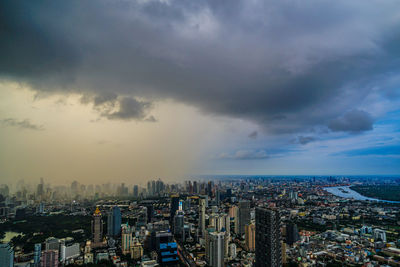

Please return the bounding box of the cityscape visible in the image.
[2,176,400,267]
[1,0,400,267]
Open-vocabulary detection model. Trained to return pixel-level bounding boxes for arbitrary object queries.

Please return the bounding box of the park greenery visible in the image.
[0,215,91,253]
[351,185,400,202]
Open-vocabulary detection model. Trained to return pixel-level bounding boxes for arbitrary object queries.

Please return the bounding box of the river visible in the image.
[324,186,400,203]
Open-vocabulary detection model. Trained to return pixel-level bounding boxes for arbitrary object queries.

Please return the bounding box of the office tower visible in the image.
[45,237,60,251]
[122,224,133,255]
[170,195,180,228]
[92,207,103,246]
[238,200,250,235]
[208,232,225,267]
[216,190,221,206]
[199,197,206,237]
[41,250,59,267]
[286,223,299,246]
[60,242,80,263]
[36,178,44,199]
[147,181,152,196]
[151,231,179,266]
[255,207,282,267]
[0,243,14,267]
[107,206,122,237]
[143,204,153,223]
[193,181,198,194]
[245,223,255,252]
[33,243,41,267]
[207,181,213,197]
[152,180,156,196]
[133,185,139,198]
[174,210,185,242]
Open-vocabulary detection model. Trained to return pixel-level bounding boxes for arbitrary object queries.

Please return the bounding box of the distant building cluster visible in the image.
[1,176,400,266]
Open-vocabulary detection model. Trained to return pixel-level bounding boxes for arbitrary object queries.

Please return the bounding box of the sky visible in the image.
[1,0,400,184]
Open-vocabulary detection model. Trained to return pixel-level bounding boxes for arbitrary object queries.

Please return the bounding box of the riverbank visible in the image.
[324,186,400,203]
[350,185,400,202]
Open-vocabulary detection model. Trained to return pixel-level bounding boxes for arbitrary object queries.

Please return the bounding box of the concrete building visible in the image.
[245,223,255,252]
[199,197,206,238]
[107,206,122,237]
[92,206,103,247]
[255,207,281,267]
[122,224,134,255]
[33,243,41,267]
[41,250,59,267]
[0,243,14,267]
[208,232,225,267]
[238,200,250,235]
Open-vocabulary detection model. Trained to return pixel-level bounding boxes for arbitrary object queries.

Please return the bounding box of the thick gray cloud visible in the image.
[328,109,373,133]
[0,118,44,131]
[1,0,399,131]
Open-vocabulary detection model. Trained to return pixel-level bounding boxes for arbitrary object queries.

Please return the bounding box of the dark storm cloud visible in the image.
[328,110,373,133]
[1,0,400,130]
[0,118,44,131]
[102,97,153,121]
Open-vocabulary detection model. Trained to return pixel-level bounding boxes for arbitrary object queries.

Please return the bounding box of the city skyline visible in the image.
[1,0,400,185]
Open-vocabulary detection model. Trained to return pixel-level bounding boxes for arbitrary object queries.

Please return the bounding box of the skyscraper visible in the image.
[133,185,139,198]
[174,210,185,241]
[45,237,59,251]
[245,223,255,252]
[255,207,282,267]
[286,223,299,246]
[170,195,180,228]
[208,232,225,267]
[107,206,122,237]
[41,250,59,267]
[33,243,41,267]
[121,224,133,255]
[199,197,206,238]
[0,243,14,267]
[238,200,250,235]
[92,206,103,247]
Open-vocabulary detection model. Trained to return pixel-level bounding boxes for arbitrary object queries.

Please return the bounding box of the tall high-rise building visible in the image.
[33,243,41,267]
[107,206,122,237]
[255,207,281,267]
[92,207,103,247]
[133,185,139,198]
[170,195,180,228]
[0,243,14,267]
[245,223,255,252]
[45,237,59,251]
[41,250,59,267]
[208,232,225,267]
[147,181,152,196]
[286,223,299,246]
[174,210,185,241]
[121,224,133,255]
[199,197,206,238]
[238,200,250,235]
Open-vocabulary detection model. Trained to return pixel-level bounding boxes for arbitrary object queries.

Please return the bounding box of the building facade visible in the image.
[255,207,282,267]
